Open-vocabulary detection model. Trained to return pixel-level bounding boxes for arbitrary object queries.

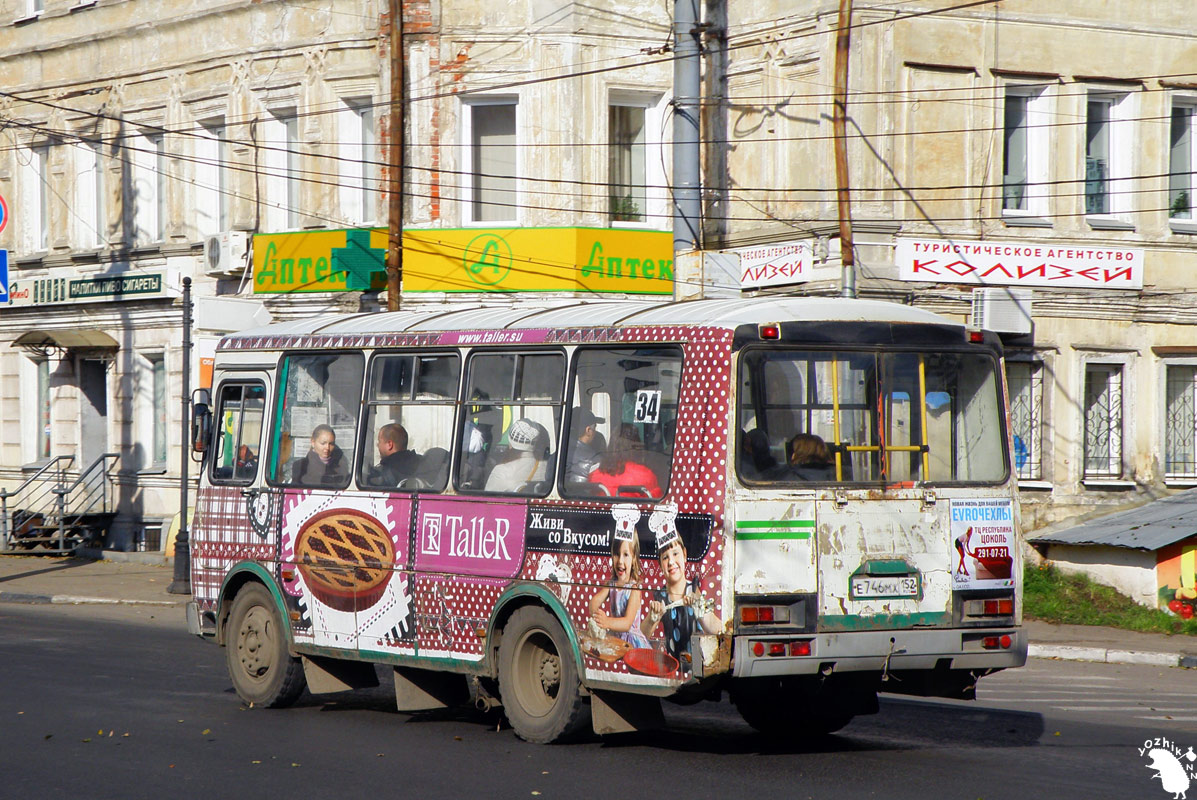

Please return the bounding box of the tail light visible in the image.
[749,638,813,658]
[739,605,790,625]
[981,635,1013,650]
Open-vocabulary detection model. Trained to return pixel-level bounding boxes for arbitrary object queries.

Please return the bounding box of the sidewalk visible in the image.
[0,552,1193,668]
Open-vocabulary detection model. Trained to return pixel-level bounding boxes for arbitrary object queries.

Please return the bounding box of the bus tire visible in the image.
[498,606,589,744]
[731,677,855,738]
[226,583,306,708]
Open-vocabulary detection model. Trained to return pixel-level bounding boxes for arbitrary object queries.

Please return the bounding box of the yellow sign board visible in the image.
[403,227,673,294]
[253,229,388,294]
[252,227,673,295]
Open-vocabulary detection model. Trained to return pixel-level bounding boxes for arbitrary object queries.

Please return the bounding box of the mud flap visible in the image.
[591,690,664,735]
[392,665,470,711]
[302,655,380,694]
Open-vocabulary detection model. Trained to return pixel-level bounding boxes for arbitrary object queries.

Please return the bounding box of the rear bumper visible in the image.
[733,626,1027,678]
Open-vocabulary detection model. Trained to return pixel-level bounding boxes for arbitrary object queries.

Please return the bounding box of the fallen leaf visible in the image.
[43,735,52,741]
[454,736,462,741]
[291,763,301,767]
[251,761,261,765]
[82,738,91,743]
[202,729,210,735]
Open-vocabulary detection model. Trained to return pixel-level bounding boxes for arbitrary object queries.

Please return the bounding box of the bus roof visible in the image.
[222,297,958,343]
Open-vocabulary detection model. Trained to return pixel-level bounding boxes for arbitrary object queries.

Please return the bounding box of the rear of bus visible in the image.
[726,312,1024,733]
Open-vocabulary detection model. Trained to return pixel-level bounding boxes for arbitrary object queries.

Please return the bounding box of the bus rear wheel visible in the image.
[498,606,589,743]
[226,583,306,708]
[731,676,863,738]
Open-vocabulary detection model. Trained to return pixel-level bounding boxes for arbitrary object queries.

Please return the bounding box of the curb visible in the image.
[1029,643,1195,669]
[0,591,184,608]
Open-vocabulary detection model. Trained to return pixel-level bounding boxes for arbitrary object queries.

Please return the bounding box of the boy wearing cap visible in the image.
[565,407,605,482]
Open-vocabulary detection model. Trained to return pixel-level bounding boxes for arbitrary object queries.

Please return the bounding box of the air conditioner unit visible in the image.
[203,231,249,277]
[971,287,1033,335]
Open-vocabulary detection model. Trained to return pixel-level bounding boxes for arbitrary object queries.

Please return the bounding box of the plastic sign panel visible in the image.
[253,228,388,294]
[897,238,1143,289]
[403,227,673,295]
[0,250,7,304]
[950,498,1016,590]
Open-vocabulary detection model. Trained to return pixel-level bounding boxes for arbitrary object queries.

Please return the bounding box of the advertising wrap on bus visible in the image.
[188,296,1025,744]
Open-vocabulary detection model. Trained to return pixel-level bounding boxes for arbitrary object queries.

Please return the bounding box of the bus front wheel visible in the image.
[226,583,306,708]
[498,606,589,743]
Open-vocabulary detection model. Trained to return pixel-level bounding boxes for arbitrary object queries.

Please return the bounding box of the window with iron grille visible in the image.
[1007,360,1044,480]
[1083,364,1123,478]
[1165,365,1197,479]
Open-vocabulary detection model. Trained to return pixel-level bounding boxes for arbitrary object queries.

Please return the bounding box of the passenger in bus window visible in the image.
[292,424,348,485]
[484,418,549,492]
[587,424,662,498]
[785,433,835,481]
[565,407,605,483]
[370,423,421,486]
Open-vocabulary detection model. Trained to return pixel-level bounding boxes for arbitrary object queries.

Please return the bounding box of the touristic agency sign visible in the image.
[735,241,811,290]
[896,238,1144,289]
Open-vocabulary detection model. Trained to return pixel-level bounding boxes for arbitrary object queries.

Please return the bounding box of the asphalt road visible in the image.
[0,603,1191,800]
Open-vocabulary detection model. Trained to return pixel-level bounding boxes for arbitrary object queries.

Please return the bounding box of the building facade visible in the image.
[1,0,1196,545]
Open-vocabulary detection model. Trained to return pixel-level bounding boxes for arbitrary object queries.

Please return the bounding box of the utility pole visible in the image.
[167,278,192,595]
[386,0,404,311]
[833,0,856,298]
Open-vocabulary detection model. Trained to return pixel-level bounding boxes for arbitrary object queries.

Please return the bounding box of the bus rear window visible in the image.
[737,349,1007,486]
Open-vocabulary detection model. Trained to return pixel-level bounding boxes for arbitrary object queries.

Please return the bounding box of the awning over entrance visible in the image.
[13,329,120,351]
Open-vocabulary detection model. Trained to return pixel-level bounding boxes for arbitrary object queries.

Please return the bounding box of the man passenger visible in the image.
[372,423,421,486]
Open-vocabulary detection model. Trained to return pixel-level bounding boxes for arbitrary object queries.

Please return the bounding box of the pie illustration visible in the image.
[294,508,395,612]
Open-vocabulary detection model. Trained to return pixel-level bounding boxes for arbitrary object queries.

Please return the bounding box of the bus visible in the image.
[186,296,1025,743]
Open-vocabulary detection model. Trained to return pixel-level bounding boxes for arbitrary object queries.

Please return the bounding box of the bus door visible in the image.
[194,374,273,615]
[814,350,1010,633]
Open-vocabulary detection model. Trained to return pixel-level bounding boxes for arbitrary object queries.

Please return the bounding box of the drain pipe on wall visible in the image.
[672,0,703,298]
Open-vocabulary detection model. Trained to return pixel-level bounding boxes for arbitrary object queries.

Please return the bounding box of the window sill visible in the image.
[1001,214,1053,228]
[70,0,96,10]
[1080,478,1136,489]
[136,466,169,476]
[1016,480,1053,491]
[1164,478,1197,488]
[1085,216,1135,231]
[13,12,42,25]
[1168,220,1197,235]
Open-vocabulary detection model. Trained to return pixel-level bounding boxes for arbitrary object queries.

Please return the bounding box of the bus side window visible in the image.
[270,352,364,489]
[561,346,681,500]
[457,351,564,495]
[360,352,460,492]
[210,383,266,485]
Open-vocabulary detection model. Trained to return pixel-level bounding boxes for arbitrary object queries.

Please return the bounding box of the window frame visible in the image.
[559,344,683,501]
[357,350,461,491]
[1005,357,1046,483]
[262,110,300,232]
[339,97,377,225]
[1168,98,1197,227]
[1081,361,1125,480]
[266,350,366,490]
[1001,84,1051,220]
[1161,359,1197,483]
[461,96,519,225]
[194,120,229,236]
[208,380,268,486]
[1083,90,1134,222]
[455,348,566,496]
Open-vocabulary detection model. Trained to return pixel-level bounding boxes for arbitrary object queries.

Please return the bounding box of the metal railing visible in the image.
[0,453,118,553]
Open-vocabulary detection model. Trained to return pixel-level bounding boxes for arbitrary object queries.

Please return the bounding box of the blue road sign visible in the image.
[0,250,8,304]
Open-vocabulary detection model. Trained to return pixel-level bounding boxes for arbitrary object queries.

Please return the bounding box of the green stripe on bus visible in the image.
[735,530,812,540]
[734,520,815,540]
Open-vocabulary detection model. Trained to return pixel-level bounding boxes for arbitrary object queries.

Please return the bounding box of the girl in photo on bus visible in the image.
[588,528,650,648]
[292,424,348,486]
[640,508,721,668]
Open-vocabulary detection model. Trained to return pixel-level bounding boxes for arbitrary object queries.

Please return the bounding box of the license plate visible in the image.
[851,575,919,599]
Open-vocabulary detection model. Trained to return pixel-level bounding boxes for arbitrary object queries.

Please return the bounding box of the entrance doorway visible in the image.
[78,357,109,468]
